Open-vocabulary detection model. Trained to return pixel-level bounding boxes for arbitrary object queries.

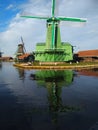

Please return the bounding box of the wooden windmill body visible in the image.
[16,37,26,57]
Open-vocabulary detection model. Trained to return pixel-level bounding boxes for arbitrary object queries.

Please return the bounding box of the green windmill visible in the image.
[21,0,86,62]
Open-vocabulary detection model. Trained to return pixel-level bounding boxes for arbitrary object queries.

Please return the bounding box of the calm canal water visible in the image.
[0,62,98,130]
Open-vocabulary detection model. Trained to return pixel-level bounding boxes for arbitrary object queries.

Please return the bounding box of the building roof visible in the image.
[0,57,13,61]
[18,53,30,60]
[78,50,98,57]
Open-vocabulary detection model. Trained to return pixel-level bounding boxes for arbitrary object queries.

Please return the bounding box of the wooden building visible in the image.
[75,50,98,62]
[18,53,35,62]
[0,57,13,61]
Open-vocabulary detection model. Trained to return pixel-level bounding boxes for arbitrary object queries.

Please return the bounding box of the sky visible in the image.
[0,0,98,57]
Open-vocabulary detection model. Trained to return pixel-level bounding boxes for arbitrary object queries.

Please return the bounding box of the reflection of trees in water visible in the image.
[30,70,79,115]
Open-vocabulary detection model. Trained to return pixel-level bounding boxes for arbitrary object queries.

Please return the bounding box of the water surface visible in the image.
[0,62,98,130]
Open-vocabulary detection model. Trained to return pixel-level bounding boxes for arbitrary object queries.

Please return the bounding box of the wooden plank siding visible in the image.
[75,50,98,62]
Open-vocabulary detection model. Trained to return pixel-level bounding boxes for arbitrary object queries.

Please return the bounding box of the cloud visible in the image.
[6,4,14,10]
[0,0,98,56]
[0,12,46,56]
[0,0,49,56]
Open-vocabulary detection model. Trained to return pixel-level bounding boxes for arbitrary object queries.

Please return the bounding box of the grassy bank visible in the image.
[13,62,98,70]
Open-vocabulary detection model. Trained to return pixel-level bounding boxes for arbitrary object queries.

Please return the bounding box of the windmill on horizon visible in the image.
[21,0,86,62]
[15,37,26,57]
[0,49,3,58]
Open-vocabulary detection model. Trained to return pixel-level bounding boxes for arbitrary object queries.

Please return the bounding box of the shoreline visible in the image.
[13,63,98,70]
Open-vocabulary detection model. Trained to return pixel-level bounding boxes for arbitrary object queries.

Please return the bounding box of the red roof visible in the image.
[78,50,98,57]
[18,53,30,60]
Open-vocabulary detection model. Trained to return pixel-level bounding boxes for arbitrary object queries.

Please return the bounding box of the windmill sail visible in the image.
[21,0,87,50]
[21,37,26,53]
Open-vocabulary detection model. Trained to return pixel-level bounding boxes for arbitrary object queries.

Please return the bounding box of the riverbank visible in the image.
[13,62,98,70]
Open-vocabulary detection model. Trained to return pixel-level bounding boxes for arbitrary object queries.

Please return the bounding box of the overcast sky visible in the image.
[0,0,98,57]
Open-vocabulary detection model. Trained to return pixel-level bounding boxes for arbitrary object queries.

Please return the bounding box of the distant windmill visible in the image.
[21,36,26,53]
[16,37,26,57]
[21,0,87,62]
[0,50,3,58]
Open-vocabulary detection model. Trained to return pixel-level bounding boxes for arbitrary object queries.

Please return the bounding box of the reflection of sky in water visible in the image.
[0,62,98,130]
[1,63,48,108]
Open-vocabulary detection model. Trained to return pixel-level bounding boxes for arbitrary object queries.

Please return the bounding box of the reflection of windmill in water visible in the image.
[0,50,2,68]
[16,68,25,81]
[21,0,86,62]
[16,37,26,57]
[30,70,78,115]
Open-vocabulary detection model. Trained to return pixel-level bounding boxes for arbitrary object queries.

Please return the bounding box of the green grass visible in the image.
[32,61,98,66]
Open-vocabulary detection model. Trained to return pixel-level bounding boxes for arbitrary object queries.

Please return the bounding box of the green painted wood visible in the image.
[21,0,86,62]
